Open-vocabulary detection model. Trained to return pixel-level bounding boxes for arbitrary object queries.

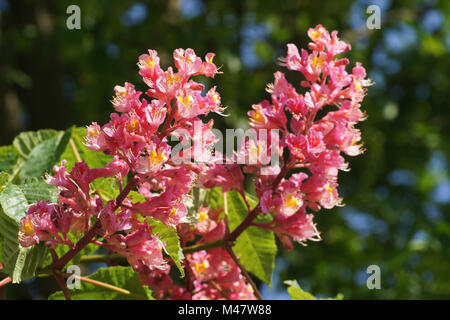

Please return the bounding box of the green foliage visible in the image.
[48,266,154,300]
[208,188,277,288]
[284,280,343,300]
[0,179,58,283]
[0,145,18,174]
[17,128,72,181]
[148,219,185,278]
[226,191,277,288]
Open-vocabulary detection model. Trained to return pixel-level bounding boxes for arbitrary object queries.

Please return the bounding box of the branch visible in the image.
[183,239,226,254]
[53,271,71,300]
[227,204,261,242]
[50,249,71,300]
[225,245,263,300]
[53,220,101,270]
[79,253,126,264]
[209,280,231,300]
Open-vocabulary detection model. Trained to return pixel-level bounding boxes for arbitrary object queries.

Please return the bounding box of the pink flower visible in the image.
[111,82,141,113]
[19,201,73,248]
[134,141,171,175]
[199,52,221,78]
[173,48,203,77]
[107,223,167,272]
[84,122,109,152]
[137,50,162,84]
[198,159,245,194]
[271,208,321,250]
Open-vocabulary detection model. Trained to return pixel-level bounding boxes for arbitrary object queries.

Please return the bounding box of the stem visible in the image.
[69,138,82,163]
[227,205,261,242]
[225,245,263,300]
[240,191,251,211]
[209,280,230,300]
[183,239,225,254]
[0,277,11,287]
[59,272,148,300]
[113,176,137,210]
[79,254,126,264]
[50,248,71,300]
[271,161,291,190]
[53,221,101,270]
[160,99,175,137]
[53,271,71,300]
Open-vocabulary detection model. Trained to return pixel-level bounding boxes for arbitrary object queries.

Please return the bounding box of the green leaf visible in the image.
[0,128,74,183]
[0,172,10,193]
[226,190,277,288]
[0,182,29,223]
[0,145,19,174]
[149,219,185,277]
[13,130,59,158]
[91,177,119,202]
[284,280,344,300]
[0,180,58,283]
[18,128,72,181]
[48,266,154,300]
[60,127,112,171]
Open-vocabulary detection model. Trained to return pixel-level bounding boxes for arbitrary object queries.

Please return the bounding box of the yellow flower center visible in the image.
[196,209,208,222]
[311,28,323,40]
[285,194,299,208]
[126,119,140,132]
[87,127,99,138]
[194,261,209,274]
[312,56,324,69]
[250,143,261,158]
[143,57,154,69]
[167,73,180,86]
[23,219,34,235]
[354,79,362,91]
[325,184,334,194]
[251,110,264,122]
[177,95,193,108]
[150,150,165,166]
[170,208,177,217]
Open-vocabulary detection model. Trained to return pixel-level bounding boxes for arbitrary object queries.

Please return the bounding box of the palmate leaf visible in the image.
[284,280,344,300]
[18,128,72,181]
[0,126,112,184]
[149,219,185,277]
[226,191,277,288]
[7,128,72,183]
[207,188,277,288]
[48,266,154,300]
[0,179,58,283]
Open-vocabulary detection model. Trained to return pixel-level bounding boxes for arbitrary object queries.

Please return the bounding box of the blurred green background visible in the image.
[1,0,449,299]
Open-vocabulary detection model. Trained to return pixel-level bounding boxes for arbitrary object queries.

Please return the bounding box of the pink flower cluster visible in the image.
[200,25,371,250]
[18,24,370,300]
[18,47,257,299]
